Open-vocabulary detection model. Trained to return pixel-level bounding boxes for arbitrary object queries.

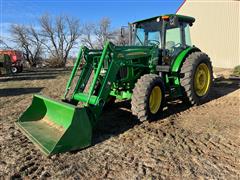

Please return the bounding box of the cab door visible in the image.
[163,22,192,65]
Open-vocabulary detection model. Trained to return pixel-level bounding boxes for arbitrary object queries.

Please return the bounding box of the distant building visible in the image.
[177,0,239,68]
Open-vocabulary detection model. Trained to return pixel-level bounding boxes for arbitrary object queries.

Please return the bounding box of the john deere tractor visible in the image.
[16,14,213,155]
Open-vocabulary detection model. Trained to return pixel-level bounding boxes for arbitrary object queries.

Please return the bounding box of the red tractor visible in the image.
[0,50,23,73]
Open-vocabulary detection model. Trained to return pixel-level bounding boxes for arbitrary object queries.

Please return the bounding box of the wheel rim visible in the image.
[149,86,162,114]
[11,67,17,73]
[194,63,210,97]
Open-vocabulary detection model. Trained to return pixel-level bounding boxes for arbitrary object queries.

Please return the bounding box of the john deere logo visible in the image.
[127,52,147,56]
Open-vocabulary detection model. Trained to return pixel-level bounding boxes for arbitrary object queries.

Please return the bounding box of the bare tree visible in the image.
[0,36,11,49]
[39,14,81,66]
[80,17,129,49]
[94,17,116,48]
[27,25,44,62]
[81,23,95,49]
[10,24,43,66]
[113,27,129,46]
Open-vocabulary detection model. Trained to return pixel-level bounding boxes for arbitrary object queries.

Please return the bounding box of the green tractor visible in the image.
[16,14,213,155]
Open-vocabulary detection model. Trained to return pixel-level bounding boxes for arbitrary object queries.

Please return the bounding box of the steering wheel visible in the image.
[168,43,182,57]
[173,43,181,48]
[147,40,160,46]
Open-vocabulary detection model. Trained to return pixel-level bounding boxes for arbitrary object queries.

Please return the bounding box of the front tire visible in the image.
[11,66,18,74]
[131,74,165,122]
[180,51,213,105]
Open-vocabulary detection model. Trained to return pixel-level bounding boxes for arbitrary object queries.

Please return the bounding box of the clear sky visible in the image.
[1,0,183,35]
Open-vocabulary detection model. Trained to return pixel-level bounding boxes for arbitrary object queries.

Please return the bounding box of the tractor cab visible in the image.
[130,14,195,64]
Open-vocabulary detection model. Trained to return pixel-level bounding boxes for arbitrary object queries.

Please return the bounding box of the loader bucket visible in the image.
[16,94,92,156]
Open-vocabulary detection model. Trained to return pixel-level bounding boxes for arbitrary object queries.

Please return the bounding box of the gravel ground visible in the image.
[0,68,239,179]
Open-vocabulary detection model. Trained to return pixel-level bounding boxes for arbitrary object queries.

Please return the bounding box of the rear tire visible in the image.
[180,51,213,105]
[131,74,165,122]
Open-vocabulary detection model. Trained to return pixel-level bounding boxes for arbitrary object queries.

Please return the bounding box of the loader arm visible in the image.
[16,42,124,155]
[65,41,123,125]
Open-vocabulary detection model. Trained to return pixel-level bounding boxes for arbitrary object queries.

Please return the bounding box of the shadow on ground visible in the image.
[0,87,44,97]
[0,68,71,82]
[18,68,71,76]
[83,79,239,150]
[0,76,56,82]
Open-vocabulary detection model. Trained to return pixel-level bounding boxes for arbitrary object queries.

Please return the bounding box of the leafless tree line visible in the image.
[0,36,11,49]
[8,14,129,67]
[81,18,129,49]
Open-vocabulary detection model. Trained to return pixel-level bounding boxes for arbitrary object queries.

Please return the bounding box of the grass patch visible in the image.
[232,65,240,76]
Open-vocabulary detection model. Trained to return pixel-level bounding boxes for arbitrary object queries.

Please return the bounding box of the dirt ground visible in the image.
[0,68,239,179]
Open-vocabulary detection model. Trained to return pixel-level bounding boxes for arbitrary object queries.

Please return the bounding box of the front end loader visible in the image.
[16,14,213,155]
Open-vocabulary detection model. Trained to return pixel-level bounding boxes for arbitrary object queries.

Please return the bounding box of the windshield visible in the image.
[134,20,162,46]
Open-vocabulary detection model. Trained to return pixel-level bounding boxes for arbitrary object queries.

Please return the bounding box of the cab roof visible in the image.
[132,14,195,24]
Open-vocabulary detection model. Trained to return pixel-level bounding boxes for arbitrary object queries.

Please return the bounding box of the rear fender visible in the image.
[167,47,200,98]
[171,47,200,74]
